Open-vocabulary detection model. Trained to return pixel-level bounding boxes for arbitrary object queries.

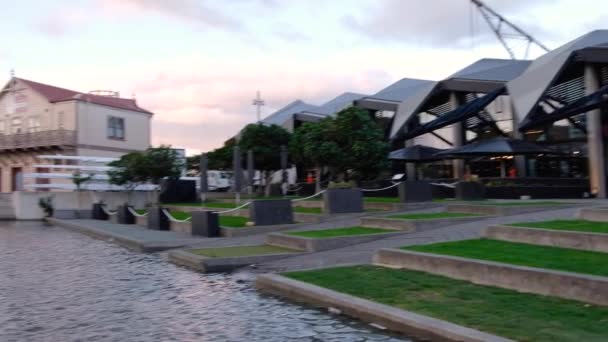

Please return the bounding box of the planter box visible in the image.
[323,188,363,214]
[485,225,608,253]
[266,231,403,252]
[455,182,485,201]
[374,248,608,306]
[249,199,293,226]
[169,248,303,273]
[147,206,169,231]
[360,215,485,232]
[398,181,432,202]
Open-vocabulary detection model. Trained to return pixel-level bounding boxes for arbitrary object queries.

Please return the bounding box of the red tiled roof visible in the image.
[15,78,153,115]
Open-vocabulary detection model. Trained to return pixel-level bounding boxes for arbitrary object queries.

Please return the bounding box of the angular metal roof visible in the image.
[508,30,608,124]
[390,58,531,139]
[367,78,433,102]
[302,92,367,116]
[261,100,319,126]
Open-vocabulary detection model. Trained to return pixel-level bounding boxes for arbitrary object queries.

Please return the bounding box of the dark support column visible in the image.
[510,99,527,177]
[199,153,208,202]
[585,64,606,198]
[404,140,417,180]
[450,92,465,179]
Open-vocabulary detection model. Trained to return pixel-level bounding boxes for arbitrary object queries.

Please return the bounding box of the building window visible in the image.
[11,117,22,134]
[107,116,125,140]
[57,111,64,129]
[28,116,41,132]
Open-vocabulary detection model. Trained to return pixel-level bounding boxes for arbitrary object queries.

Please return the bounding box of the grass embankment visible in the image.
[388,212,482,220]
[285,265,608,342]
[363,197,400,203]
[285,226,395,238]
[293,207,322,214]
[404,239,608,277]
[510,219,608,234]
[169,211,249,228]
[190,244,297,257]
[477,201,568,206]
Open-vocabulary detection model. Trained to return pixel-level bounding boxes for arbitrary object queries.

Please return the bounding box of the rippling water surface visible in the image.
[0,221,408,342]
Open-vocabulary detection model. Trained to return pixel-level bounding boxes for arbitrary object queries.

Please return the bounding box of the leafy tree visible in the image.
[187,141,235,175]
[71,170,93,192]
[238,123,291,196]
[107,152,149,195]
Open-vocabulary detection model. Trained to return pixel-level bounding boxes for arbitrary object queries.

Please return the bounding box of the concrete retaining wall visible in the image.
[577,207,608,221]
[360,215,485,231]
[374,248,608,306]
[266,231,403,252]
[135,216,147,226]
[485,225,608,253]
[447,203,566,216]
[169,249,304,273]
[256,274,513,342]
[219,222,310,238]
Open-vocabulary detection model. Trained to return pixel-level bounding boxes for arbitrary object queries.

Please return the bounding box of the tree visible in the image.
[71,170,93,191]
[107,151,149,196]
[187,141,235,175]
[238,123,291,196]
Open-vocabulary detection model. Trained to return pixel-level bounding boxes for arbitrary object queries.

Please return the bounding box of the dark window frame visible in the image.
[107,116,125,140]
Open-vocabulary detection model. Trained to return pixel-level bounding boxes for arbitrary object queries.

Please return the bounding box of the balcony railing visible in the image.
[0,129,77,151]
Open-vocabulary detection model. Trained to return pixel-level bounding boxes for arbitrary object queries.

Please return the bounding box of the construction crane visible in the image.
[471,0,550,59]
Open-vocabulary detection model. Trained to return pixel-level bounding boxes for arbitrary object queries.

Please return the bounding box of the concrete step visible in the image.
[577,207,608,221]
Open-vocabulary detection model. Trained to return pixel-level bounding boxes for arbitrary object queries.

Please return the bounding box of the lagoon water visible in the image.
[0,221,408,342]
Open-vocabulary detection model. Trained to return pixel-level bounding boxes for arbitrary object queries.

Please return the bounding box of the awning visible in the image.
[519,84,608,131]
[404,87,504,139]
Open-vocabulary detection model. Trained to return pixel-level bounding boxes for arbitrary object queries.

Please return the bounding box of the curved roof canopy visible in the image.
[390,58,530,139]
[508,30,608,129]
[356,78,433,111]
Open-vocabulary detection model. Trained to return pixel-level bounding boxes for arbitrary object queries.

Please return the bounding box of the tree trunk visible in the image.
[315,165,322,193]
[264,171,272,197]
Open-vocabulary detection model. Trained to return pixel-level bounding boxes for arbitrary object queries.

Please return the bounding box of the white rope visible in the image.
[162,209,191,223]
[285,185,303,193]
[128,207,148,217]
[101,205,117,216]
[213,201,252,214]
[360,182,402,192]
[430,182,459,189]
[292,190,326,202]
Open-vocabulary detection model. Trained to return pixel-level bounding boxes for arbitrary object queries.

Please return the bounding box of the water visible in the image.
[0,221,409,342]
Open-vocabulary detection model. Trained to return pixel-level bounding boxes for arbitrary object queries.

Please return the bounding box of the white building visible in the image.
[0,77,153,192]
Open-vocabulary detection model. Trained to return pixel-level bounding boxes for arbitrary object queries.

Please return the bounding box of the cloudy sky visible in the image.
[0,0,605,154]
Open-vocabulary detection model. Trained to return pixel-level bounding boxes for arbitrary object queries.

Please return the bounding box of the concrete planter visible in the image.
[293,212,323,223]
[485,225,608,253]
[266,230,403,252]
[256,274,513,342]
[455,182,485,201]
[398,181,433,202]
[447,203,568,216]
[249,199,293,226]
[323,188,363,214]
[219,222,310,238]
[360,215,486,232]
[147,206,169,231]
[169,248,304,273]
[374,248,608,306]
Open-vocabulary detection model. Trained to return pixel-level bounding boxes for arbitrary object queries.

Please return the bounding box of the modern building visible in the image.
[0,77,153,192]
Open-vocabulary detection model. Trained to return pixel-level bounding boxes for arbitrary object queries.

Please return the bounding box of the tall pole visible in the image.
[450,92,465,179]
[199,153,209,202]
[233,146,242,203]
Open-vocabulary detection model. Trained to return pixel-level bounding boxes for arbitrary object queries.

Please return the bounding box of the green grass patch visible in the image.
[285,265,608,342]
[293,206,323,214]
[404,239,608,277]
[168,211,249,228]
[169,211,191,220]
[509,219,608,234]
[190,244,297,257]
[363,197,400,203]
[477,201,568,206]
[285,226,396,238]
[388,212,482,220]
[134,209,147,215]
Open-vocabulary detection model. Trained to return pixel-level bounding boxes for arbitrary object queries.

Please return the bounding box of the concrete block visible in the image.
[323,188,363,214]
[168,248,303,273]
[249,199,293,226]
[577,207,608,221]
[374,248,608,306]
[91,203,108,220]
[117,205,135,225]
[191,211,220,237]
[398,181,433,202]
[147,206,169,231]
[485,225,608,253]
[455,182,485,201]
[266,230,403,252]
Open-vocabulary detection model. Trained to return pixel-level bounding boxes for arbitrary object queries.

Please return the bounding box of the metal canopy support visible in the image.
[510,102,527,177]
[404,139,417,180]
[585,64,606,198]
[450,92,466,179]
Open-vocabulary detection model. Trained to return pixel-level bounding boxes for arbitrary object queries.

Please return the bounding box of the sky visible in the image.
[0,0,606,155]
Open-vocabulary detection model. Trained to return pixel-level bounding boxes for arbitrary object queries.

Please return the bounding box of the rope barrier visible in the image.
[360,182,402,192]
[285,185,304,193]
[430,182,459,189]
[101,205,117,216]
[162,209,191,223]
[213,201,252,214]
[292,190,326,202]
[127,207,148,217]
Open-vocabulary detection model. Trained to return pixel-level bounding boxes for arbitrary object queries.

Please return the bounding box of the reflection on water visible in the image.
[0,221,408,342]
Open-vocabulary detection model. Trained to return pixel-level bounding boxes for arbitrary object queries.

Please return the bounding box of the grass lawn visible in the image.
[134,209,147,215]
[477,201,568,206]
[509,219,608,234]
[404,239,608,277]
[190,244,297,257]
[285,265,608,342]
[388,212,482,220]
[363,197,400,203]
[285,226,395,238]
[293,207,323,214]
[168,211,249,228]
